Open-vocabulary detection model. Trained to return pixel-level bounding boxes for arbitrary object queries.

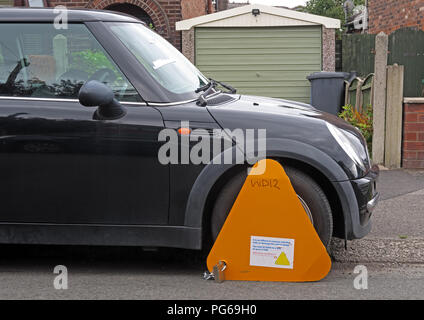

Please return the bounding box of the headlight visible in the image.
[326,122,367,171]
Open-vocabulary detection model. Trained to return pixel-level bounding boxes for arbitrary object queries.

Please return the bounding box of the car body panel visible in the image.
[157,105,228,226]
[183,138,376,241]
[207,94,371,180]
[0,97,169,225]
[0,223,202,249]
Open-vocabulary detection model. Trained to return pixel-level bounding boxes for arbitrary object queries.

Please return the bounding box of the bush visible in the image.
[339,104,373,154]
[70,50,116,76]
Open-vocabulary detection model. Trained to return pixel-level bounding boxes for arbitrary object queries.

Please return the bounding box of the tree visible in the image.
[302,0,365,36]
[304,0,344,21]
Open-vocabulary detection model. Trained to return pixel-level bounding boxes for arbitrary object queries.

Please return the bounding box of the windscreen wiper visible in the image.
[195,78,237,107]
[195,79,216,94]
[196,78,237,94]
[212,79,237,94]
[196,79,217,106]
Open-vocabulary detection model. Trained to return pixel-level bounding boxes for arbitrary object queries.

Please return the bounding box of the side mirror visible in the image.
[78,80,126,120]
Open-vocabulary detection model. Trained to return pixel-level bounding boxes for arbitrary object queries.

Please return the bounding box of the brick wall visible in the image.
[14,0,195,51]
[57,0,182,50]
[403,102,424,169]
[368,0,424,34]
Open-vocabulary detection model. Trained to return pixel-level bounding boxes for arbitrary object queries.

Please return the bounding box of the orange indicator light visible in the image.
[178,127,191,135]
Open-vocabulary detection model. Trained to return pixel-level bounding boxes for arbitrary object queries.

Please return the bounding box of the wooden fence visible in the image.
[388,28,424,97]
[335,39,343,72]
[342,28,424,97]
[342,34,376,78]
[343,32,407,168]
[344,73,374,113]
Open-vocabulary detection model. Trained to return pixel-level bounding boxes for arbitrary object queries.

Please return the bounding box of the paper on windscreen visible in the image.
[153,59,176,70]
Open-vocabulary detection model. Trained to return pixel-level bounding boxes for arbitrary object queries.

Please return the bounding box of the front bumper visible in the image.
[367,192,380,213]
[351,164,380,225]
[333,164,380,240]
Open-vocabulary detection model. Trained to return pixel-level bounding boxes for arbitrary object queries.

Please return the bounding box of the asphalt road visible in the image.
[0,169,423,300]
[0,254,422,300]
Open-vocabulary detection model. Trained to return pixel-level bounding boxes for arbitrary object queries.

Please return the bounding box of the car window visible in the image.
[0,23,142,103]
[107,22,208,95]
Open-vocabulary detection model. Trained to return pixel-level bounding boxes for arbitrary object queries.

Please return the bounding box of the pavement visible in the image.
[369,169,424,238]
[0,169,423,300]
[331,168,424,266]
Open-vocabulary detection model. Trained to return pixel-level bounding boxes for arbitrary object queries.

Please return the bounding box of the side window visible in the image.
[0,23,142,102]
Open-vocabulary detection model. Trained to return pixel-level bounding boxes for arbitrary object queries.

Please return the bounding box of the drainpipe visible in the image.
[363,0,369,32]
[207,0,213,14]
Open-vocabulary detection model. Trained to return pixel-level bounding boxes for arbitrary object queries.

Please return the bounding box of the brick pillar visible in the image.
[13,0,25,6]
[182,28,195,64]
[322,26,335,72]
[403,99,424,169]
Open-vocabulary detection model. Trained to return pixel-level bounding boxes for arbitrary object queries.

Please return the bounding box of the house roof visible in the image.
[176,4,341,30]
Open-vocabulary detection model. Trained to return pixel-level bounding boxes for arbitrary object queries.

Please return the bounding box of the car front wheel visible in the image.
[210,165,333,248]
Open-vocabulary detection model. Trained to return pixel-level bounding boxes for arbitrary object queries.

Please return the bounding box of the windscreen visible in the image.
[107,22,208,97]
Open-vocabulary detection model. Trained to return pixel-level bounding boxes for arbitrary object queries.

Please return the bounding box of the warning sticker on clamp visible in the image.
[250,236,295,269]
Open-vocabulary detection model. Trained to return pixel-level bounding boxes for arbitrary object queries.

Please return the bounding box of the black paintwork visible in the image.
[351,166,379,225]
[0,8,379,248]
[0,99,168,225]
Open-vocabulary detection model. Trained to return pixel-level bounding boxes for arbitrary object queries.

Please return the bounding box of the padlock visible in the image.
[212,260,226,283]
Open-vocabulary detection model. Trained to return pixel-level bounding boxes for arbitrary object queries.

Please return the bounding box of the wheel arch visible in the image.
[183,139,355,248]
[274,158,345,239]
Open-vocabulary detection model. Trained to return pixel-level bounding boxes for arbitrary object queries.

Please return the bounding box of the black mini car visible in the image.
[0,8,379,250]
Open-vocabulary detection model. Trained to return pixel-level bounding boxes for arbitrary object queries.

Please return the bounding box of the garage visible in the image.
[177,4,340,103]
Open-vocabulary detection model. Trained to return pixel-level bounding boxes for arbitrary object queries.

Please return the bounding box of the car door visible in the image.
[0,22,169,225]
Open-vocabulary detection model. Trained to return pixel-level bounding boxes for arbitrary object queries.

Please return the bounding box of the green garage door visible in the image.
[0,0,13,6]
[195,26,322,103]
